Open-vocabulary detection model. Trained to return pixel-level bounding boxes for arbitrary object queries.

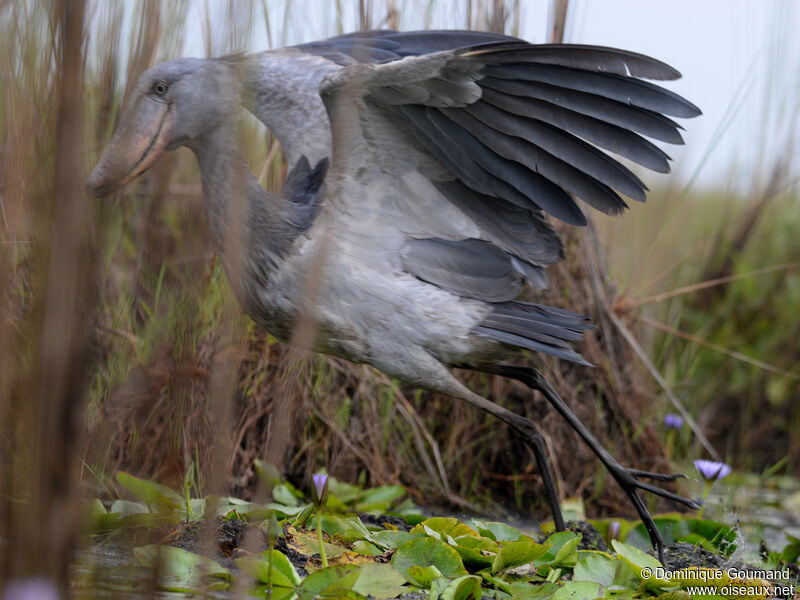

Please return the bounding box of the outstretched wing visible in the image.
[316,37,699,303]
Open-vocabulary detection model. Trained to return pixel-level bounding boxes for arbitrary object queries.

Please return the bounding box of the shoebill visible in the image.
[86,30,702,562]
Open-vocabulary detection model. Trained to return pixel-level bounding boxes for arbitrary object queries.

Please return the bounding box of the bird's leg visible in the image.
[478,364,701,564]
[443,372,565,531]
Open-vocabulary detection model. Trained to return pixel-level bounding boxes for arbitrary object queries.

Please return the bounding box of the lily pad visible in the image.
[452,535,499,571]
[236,549,301,587]
[535,532,581,568]
[406,564,443,588]
[296,565,365,599]
[352,563,408,598]
[611,540,670,588]
[392,537,468,586]
[470,520,523,542]
[430,575,482,600]
[411,517,479,539]
[573,554,617,587]
[492,538,550,574]
[551,580,603,600]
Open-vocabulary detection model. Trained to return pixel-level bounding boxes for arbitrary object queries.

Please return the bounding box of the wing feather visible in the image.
[313,33,698,356]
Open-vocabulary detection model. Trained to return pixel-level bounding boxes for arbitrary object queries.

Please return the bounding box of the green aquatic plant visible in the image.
[78,470,784,599]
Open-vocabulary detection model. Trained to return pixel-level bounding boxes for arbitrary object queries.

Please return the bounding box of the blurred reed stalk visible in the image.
[0,0,95,591]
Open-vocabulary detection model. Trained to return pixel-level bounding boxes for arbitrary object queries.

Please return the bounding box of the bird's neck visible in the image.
[189,120,277,310]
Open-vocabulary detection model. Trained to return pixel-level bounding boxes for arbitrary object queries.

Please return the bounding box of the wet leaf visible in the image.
[392,537,467,586]
[492,538,550,574]
[236,549,301,587]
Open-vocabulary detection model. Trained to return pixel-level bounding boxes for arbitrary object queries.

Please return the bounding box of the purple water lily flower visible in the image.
[607,520,620,541]
[694,459,732,482]
[312,472,329,506]
[663,413,683,429]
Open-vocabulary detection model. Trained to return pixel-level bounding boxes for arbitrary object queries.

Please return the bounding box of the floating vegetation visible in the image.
[79,467,799,599]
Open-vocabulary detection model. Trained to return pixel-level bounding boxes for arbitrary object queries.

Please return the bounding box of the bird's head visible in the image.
[86,56,243,198]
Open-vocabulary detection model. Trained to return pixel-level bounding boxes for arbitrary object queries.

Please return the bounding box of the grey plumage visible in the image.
[87,30,703,561]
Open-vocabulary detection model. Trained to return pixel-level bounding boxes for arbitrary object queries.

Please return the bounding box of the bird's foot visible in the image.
[616,466,702,509]
[609,464,702,564]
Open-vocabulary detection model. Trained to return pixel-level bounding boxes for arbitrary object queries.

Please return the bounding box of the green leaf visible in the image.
[116,472,183,512]
[535,532,580,568]
[354,485,406,512]
[505,581,559,598]
[254,460,281,495]
[87,498,122,531]
[370,530,424,550]
[552,581,603,600]
[249,585,297,600]
[573,554,617,587]
[452,535,499,571]
[411,517,479,539]
[392,537,468,586]
[351,540,383,556]
[109,499,148,517]
[352,563,407,598]
[406,564,442,588]
[492,538,550,574]
[432,575,482,600]
[296,565,364,600]
[470,520,522,542]
[236,549,301,587]
[134,545,230,592]
[273,483,300,506]
[623,516,737,557]
[611,540,670,588]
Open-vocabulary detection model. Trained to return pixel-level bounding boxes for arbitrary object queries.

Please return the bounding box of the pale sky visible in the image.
[172,0,800,194]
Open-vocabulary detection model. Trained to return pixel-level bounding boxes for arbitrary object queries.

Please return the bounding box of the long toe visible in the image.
[628,468,687,482]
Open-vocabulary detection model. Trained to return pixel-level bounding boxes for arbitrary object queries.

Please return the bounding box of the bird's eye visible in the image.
[152,81,168,96]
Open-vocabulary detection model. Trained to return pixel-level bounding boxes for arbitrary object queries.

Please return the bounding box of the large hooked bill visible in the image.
[86,95,173,198]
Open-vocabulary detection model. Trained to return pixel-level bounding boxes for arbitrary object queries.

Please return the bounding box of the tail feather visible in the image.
[473,300,594,365]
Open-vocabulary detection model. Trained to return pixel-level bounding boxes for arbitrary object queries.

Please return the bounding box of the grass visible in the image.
[1,0,799,593]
